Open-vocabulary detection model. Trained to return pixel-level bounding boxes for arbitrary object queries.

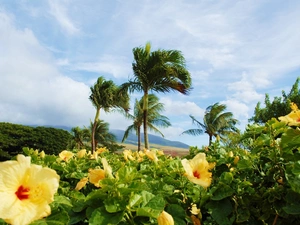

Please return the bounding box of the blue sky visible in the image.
[0,0,300,147]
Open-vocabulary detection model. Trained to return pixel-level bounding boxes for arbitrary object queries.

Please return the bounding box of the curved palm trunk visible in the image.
[91,108,101,153]
[143,91,149,149]
[137,126,141,151]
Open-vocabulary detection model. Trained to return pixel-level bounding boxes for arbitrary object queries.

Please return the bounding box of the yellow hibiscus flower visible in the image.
[88,168,105,187]
[181,153,214,188]
[59,150,74,162]
[77,149,87,158]
[88,158,113,187]
[278,102,300,126]
[157,211,174,225]
[144,149,158,162]
[0,155,60,225]
[75,177,88,191]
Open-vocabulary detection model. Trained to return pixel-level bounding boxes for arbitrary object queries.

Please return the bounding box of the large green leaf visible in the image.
[206,199,234,225]
[211,183,234,201]
[89,207,124,225]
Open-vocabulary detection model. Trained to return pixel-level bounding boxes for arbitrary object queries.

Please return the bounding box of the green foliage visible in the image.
[250,77,300,123]
[0,123,71,160]
[2,117,300,224]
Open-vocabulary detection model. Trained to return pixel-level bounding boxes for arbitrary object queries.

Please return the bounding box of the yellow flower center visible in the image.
[15,185,30,200]
[193,170,201,179]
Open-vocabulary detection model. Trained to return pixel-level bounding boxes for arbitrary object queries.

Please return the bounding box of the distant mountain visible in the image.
[111,129,190,149]
[27,125,189,149]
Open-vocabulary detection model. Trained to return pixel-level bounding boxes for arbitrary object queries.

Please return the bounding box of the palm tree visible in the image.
[120,42,192,149]
[88,120,117,149]
[182,103,239,146]
[70,126,90,149]
[122,94,171,151]
[89,76,129,153]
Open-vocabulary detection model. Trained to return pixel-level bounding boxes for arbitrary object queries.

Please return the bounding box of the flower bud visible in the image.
[157,211,174,225]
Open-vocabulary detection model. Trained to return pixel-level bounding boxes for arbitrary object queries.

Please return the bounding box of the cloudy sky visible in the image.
[1,0,300,147]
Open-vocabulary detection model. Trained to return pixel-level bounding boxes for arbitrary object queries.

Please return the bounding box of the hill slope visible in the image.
[111,129,189,148]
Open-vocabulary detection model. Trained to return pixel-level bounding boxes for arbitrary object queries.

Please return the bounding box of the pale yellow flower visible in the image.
[75,177,88,191]
[279,102,300,126]
[157,150,164,156]
[88,158,113,187]
[59,150,74,162]
[190,204,200,215]
[145,149,158,162]
[39,151,45,158]
[181,153,214,188]
[157,211,174,225]
[88,168,105,187]
[101,158,113,178]
[77,149,87,158]
[90,151,98,160]
[0,155,60,225]
[96,147,108,154]
[290,102,298,111]
[233,156,240,165]
[228,151,234,157]
[123,149,134,161]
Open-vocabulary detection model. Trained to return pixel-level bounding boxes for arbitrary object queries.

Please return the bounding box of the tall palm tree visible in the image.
[182,103,239,146]
[89,76,129,153]
[120,42,192,149]
[122,94,171,151]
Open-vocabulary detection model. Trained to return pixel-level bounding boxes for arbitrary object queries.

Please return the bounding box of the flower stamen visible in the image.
[15,185,30,200]
[193,170,200,179]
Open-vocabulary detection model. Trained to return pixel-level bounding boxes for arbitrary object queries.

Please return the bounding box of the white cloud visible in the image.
[220,99,249,119]
[48,0,79,35]
[71,55,132,79]
[0,11,93,127]
[227,73,264,103]
[160,97,204,117]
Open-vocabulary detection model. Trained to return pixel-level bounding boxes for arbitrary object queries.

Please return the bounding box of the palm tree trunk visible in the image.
[209,134,213,146]
[91,108,101,153]
[137,126,141,151]
[143,91,149,149]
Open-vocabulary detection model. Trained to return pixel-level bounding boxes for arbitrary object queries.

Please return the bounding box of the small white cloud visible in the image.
[71,55,131,79]
[48,0,79,35]
[160,97,204,116]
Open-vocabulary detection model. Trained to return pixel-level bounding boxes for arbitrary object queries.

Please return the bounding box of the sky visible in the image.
[1,0,300,147]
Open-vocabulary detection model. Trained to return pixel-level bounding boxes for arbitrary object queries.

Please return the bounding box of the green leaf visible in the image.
[211,184,234,200]
[283,204,300,215]
[104,198,126,213]
[136,194,165,218]
[30,208,69,225]
[166,204,186,225]
[206,199,233,225]
[89,207,124,225]
[237,159,252,170]
[292,161,300,175]
[236,207,250,222]
[220,172,234,184]
[129,193,143,208]
[281,128,300,151]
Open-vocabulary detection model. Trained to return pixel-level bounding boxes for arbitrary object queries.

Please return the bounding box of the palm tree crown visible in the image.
[182,102,239,146]
[122,94,171,151]
[121,42,192,148]
[89,76,129,152]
